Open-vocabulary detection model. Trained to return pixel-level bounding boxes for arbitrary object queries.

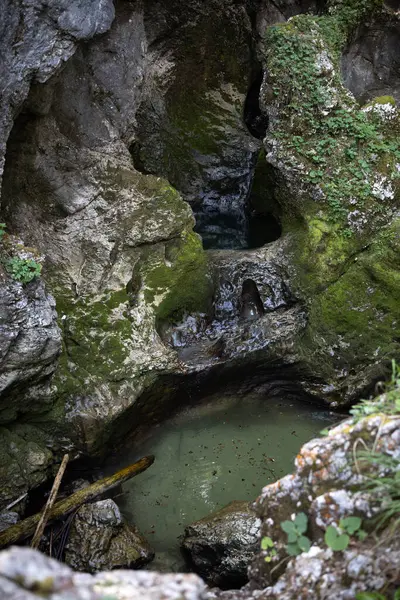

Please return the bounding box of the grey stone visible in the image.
[182,501,261,588]
[64,499,155,573]
[0,546,207,600]
[0,511,19,533]
[341,11,400,103]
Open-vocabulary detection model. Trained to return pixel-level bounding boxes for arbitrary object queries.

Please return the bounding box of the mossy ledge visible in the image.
[261,0,400,399]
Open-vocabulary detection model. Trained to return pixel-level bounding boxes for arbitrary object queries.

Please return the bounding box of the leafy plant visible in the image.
[0,223,5,241]
[261,536,277,563]
[325,516,366,551]
[5,256,42,283]
[281,512,311,556]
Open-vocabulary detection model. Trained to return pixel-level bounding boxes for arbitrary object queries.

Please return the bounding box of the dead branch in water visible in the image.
[0,455,154,548]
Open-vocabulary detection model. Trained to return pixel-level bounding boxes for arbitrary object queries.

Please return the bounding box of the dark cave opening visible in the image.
[196,209,281,251]
[197,148,282,251]
[244,70,268,140]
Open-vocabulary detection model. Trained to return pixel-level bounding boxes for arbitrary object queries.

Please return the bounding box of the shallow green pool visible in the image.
[106,391,340,571]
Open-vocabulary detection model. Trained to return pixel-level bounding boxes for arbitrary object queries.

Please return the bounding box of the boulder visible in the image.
[64,499,154,573]
[181,501,261,588]
[0,546,207,600]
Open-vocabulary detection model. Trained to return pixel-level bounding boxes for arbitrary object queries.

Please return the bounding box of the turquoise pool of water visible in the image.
[106,390,341,571]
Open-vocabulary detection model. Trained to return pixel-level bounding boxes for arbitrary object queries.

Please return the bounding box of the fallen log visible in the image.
[0,455,154,548]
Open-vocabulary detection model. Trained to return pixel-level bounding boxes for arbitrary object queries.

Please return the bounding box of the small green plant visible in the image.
[281,512,311,556]
[0,223,5,241]
[5,256,42,283]
[325,516,366,551]
[261,536,277,562]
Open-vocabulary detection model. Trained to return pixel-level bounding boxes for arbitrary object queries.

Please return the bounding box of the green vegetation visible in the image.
[260,536,277,563]
[358,452,400,534]
[0,223,42,283]
[350,360,400,419]
[4,256,42,283]
[264,0,399,234]
[356,590,400,600]
[142,231,212,324]
[324,517,366,551]
[281,512,311,556]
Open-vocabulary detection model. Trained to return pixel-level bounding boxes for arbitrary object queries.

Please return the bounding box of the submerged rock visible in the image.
[64,499,154,573]
[181,501,261,588]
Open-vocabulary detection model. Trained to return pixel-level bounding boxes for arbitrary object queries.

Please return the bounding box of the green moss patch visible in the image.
[142,231,213,324]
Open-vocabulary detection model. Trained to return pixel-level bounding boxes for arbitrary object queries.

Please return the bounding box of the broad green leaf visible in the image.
[281,520,296,534]
[287,531,297,543]
[340,516,361,534]
[286,543,301,556]
[261,537,274,550]
[294,512,308,534]
[298,535,311,552]
[325,526,349,551]
[394,589,400,600]
[264,555,272,563]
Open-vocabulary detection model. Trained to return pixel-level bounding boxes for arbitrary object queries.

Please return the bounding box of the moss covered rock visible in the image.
[260,0,400,401]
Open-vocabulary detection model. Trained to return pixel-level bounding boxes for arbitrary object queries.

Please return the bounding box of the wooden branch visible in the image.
[0,455,154,548]
[4,493,28,511]
[31,453,69,550]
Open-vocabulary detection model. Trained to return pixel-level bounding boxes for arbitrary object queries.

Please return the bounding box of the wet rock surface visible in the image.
[0,0,399,517]
[64,499,154,573]
[182,501,261,588]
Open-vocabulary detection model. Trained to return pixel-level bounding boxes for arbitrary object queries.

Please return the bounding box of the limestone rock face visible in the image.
[182,501,261,588]
[0,0,115,191]
[1,1,214,460]
[342,11,400,103]
[64,499,154,573]
[0,244,61,509]
[0,263,61,419]
[0,546,207,600]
